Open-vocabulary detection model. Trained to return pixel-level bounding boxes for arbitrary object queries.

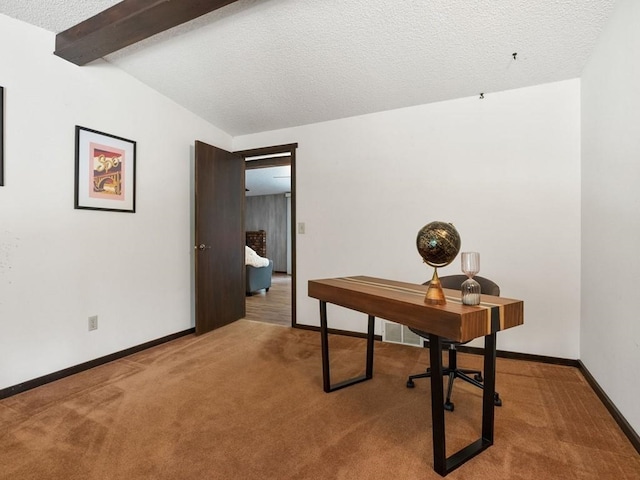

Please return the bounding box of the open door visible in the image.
[194,141,245,335]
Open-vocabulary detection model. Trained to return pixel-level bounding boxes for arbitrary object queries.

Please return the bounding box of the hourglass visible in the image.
[461,252,481,305]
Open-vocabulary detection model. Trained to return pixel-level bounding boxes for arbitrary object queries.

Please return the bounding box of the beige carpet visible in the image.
[1,319,639,479]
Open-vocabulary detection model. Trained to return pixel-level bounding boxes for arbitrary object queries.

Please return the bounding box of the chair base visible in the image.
[406,367,502,412]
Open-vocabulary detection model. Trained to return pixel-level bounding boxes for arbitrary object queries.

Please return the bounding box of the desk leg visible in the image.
[482,332,497,443]
[319,300,375,393]
[429,331,498,476]
[428,334,447,475]
[320,301,331,392]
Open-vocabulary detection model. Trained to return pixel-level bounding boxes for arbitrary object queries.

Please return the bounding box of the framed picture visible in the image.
[74,126,136,212]
[1,86,4,186]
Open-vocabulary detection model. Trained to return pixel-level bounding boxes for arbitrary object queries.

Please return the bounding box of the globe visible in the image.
[416,221,461,268]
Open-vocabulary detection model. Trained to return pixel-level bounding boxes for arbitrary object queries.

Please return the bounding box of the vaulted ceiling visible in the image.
[0,0,617,136]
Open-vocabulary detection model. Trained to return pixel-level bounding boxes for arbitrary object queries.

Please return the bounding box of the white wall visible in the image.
[234,79,582,359]
[581,0,640,433]
[0,15,232,390]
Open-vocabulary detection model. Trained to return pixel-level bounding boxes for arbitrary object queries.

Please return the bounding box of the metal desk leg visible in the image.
[428,334,447,475]
[319,300,375,393]
[429,330,498,476]
[482,332,497,442]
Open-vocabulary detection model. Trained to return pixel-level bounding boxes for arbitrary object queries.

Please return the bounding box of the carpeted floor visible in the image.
[1,319,639,479]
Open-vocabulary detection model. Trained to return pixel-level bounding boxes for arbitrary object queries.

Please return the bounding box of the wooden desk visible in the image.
[308,276,524,477]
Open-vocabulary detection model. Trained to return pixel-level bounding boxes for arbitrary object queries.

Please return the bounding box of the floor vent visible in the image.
[381,320,423,347]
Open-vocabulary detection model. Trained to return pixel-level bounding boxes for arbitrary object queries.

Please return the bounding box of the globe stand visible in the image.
[425,268,446,305]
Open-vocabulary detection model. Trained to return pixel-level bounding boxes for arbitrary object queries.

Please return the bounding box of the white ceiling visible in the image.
[1,0,617,138]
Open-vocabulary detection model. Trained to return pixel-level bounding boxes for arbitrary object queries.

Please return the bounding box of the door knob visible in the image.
[195,244,211,250]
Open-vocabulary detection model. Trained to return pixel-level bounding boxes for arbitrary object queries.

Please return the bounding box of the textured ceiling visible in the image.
[0,0,618,136]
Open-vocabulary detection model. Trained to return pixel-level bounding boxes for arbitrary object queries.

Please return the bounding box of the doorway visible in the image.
[235,144,297,328]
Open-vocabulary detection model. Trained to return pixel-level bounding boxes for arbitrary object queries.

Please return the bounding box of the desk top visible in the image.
[308,276,524,342]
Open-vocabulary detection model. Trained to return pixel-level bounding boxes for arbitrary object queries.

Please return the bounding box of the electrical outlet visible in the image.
[298,222,306,234]
[88,315,98,331]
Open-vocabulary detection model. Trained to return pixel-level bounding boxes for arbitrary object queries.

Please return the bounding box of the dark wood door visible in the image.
[194,141,245,335]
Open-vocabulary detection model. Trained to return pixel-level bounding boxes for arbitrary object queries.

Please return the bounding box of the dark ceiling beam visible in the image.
[54,0,241,66]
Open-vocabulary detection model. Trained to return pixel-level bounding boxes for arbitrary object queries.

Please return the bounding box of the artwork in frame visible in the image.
[74,126,136,212]
[1,86,4,186]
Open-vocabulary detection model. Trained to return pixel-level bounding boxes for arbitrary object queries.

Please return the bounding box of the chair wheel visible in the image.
[444,401,454,412]
[406,379,415,388]
[474,374,483,382]
[494,393,502,407]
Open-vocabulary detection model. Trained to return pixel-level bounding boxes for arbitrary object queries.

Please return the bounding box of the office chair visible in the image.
[406,274,502,412]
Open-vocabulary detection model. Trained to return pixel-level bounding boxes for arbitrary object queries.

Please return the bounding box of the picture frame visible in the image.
[74,126,136,212]
[1,86,4,186]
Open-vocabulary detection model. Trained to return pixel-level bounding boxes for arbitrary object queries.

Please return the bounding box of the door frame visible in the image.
[235,143,298,327]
